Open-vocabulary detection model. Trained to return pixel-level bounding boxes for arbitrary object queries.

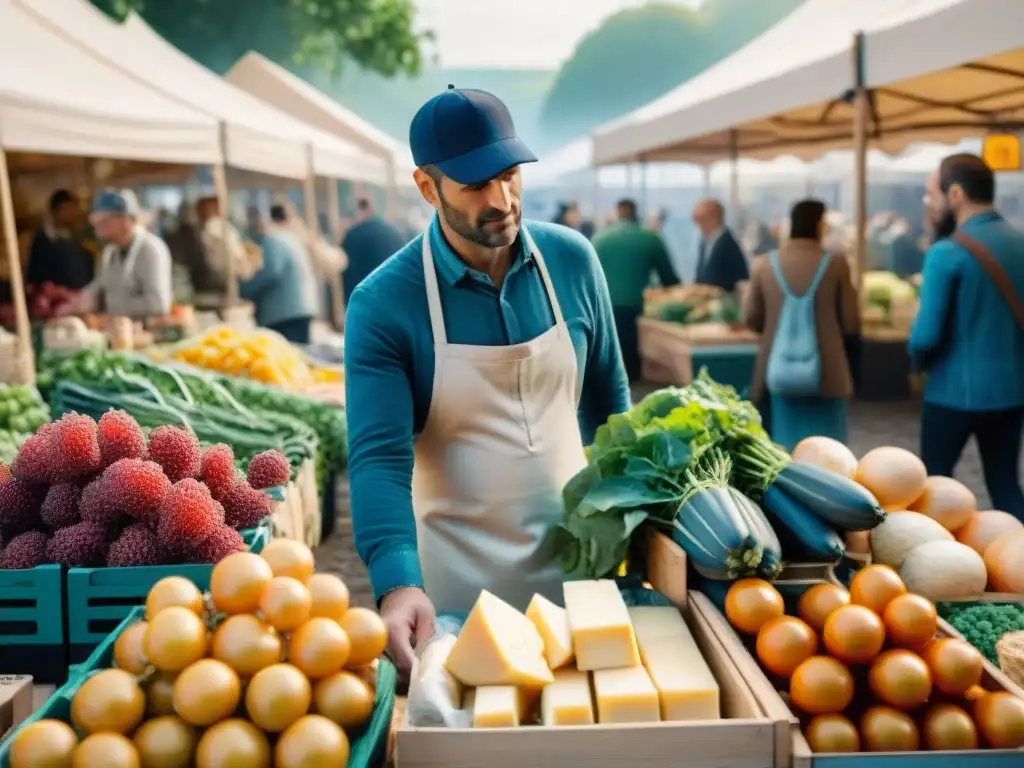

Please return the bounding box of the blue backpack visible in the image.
[766,250,832,397]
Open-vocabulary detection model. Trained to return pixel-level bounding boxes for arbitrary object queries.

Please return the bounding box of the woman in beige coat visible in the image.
[743,200,860,450]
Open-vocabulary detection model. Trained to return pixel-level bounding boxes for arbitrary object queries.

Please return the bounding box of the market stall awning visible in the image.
[226,52,403,166]
[861,0,1024,152]
[590,0,891,166]
[14,0,386,183]
[0,0,218,164]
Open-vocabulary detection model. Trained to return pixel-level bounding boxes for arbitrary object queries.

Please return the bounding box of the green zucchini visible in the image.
[729,487,782,579]
[772,462,885,531]
[673,486,761,579]
[762,484,845,562]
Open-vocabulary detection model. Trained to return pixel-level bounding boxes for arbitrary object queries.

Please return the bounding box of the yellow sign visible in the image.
[982,134,1022,172]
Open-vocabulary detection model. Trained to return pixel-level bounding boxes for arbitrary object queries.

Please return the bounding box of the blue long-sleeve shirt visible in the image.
[344,216,631,601]
[909,210,1024,411]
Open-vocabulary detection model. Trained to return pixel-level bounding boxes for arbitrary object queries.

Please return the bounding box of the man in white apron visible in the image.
[344,87,631,680]
[63,189,173,319]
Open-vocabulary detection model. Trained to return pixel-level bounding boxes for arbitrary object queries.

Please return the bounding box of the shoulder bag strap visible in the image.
[953,232,1024,331]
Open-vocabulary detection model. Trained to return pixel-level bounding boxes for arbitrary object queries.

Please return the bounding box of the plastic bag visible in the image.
[405,632,473,729]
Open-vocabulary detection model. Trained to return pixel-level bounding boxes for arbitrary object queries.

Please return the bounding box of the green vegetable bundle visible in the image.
[0,383,50,464]
[938,602,1024,666]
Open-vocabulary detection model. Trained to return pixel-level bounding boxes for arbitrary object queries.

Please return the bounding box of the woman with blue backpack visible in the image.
[742,199,861,451]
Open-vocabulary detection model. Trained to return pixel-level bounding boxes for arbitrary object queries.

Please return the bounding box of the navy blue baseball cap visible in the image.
[410,86,537,185]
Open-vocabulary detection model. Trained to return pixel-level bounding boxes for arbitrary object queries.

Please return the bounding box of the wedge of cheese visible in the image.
[541,667,595,726]
[445,590,553,688]
[592,665,660,723]
[628,606,720,721]
[473,686,524,728]
[526,594,574,669]
[563,580,641,671]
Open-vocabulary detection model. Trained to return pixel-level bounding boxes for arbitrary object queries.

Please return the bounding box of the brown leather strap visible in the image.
[953,232,1024,330]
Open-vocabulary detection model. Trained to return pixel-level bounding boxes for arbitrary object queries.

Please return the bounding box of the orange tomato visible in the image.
[756,616,818,678]
[805,714,860,753]
[789,656,855,715]
[868,650,932,710]
[859,706,920,752]
[725,579,785,636]
[849,565,907,616]
[882,593,937,651]
[972,691,1024,748]
[923,638,983,696]
[797,584,851,633]
[823,605,886,665]
[922,704,978,750]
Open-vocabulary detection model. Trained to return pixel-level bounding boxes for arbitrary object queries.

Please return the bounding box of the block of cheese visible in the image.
[592,665,660,723]
[526,594,575,669]
[628,606,720,721]
[541,667,595,726]
[445,590,554,688]
[563,579,641,671]
[473,686,524,728]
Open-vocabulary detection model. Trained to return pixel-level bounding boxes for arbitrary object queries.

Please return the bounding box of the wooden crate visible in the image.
[691,578,1024,767]
[638,317,758,387]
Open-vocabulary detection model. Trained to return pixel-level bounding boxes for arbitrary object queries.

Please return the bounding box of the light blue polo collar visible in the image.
[427,213,536,288]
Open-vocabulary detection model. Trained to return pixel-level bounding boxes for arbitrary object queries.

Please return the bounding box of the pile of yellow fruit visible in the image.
[164,327,343,388]
[8,539,387,768]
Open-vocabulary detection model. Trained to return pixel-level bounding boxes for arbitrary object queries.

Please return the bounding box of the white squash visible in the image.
[900,540,987,602]
[792,436,858,479]
[870,511,954,568]
[856,447,927,510]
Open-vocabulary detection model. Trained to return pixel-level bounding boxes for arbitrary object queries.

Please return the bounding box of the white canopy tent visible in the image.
[15,0,383,184]
[0,0,222,382]
[862,0,1024,149]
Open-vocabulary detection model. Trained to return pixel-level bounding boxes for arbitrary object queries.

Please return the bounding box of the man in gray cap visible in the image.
[64,188,173,318]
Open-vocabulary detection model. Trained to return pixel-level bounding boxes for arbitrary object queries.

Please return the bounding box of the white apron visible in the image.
[413,230,587,616]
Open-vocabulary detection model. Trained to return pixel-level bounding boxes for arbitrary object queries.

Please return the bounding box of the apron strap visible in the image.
[523,227,567,327]
[421,235,448,345]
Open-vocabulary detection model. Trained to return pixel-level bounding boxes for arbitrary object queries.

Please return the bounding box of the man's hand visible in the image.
[379,587,436,684]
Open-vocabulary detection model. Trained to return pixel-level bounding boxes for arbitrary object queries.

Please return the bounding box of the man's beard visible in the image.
[933,208,957,243]
[438,191,519,248]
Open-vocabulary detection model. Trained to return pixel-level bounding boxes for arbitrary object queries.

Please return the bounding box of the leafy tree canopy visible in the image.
[539,0,803,147]
[90,0,430,76]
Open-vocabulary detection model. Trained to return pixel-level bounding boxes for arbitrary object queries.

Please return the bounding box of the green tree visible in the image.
[89,0,430,76]
[539,0,803,148]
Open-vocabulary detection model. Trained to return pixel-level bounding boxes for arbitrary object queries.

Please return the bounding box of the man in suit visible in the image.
[692,198,749,292]
[910,153,1024,519]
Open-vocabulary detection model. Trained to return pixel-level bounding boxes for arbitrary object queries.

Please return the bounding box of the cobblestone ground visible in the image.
[313,395,1011,608]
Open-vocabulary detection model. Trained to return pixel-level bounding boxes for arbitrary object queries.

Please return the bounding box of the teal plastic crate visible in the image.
[0,605,397,768]
[0,564,69,684]
[66,525,270,661]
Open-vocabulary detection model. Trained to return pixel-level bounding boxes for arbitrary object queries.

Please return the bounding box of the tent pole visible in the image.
[640,159,648,213]
[852,32,868,293]
[324,177,345,330]
[213,121,238,306]
[702,166,712,196]
[0,148,35,385]
[728,129,741,227]
[305,146,342,330]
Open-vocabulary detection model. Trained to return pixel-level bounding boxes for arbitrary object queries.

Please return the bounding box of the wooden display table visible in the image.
[639,317,759,392]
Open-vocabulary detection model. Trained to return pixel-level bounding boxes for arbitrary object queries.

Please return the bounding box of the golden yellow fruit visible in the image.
[260,539,315,582]
[114,621,149,675]
[275,715,349,768]
[260,577,312,632]
[288,618,351,679]
[307,574,350,621]
[143,607,208,672]
[72,732,139,768]
[314,671,375,728]
[9,720,78,768]
[71,669,145,735]
[145,672,177,717]
[172,659,242,727]
[210,553,274,615]
[132,716,196,768]
[340,607,389,668]
[246,664,312,733]
[194,719,271,768]
[146,577,204,619]
[211,614,282,678]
